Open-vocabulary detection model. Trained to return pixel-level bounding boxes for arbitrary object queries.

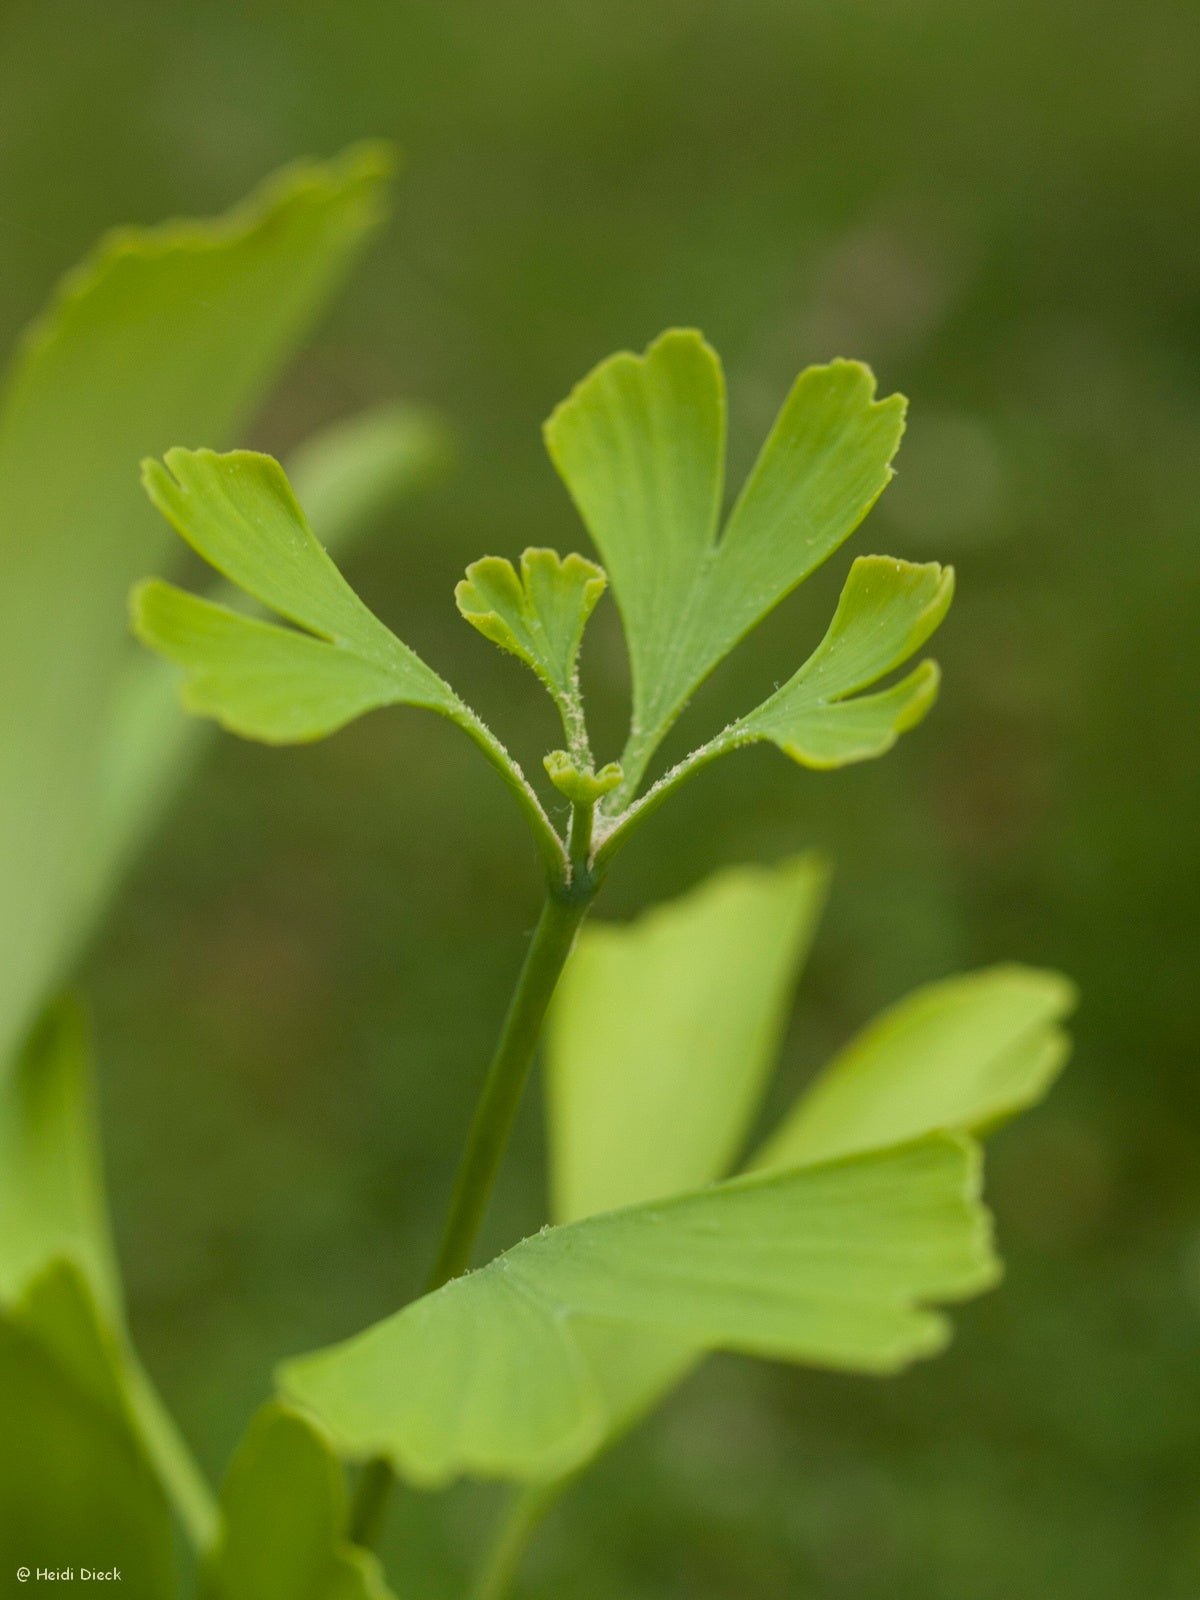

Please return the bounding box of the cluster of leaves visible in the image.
[122,312,1074,1583]
[131,329,955,886]
[0,147,1075,1600]
[281,864,1072,1487]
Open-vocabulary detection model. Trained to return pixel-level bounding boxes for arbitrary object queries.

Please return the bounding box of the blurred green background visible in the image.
[3,0,1197,1594]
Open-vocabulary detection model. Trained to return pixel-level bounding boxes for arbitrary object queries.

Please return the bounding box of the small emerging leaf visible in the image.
[203,1405,393,1600]
[754,965,1077,1171]
[543,751,623,805]
[456,548,606,699]
[280,1135,997,1487]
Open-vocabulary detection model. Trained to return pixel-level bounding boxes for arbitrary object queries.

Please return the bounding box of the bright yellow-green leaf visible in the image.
[134,449,561,870]
[754,965,1077,1172]
[0,1262,176,1592]
[85,403,449,933]
[0,145,394,1072]
[280,1135,996,1487]
[456,547,606,699]
[596,556,952,864]
[729,555,953,768]
[141,449,449,694]
[203,1405,394,1600]
[544,331,906,790]
[546,855,829,1224]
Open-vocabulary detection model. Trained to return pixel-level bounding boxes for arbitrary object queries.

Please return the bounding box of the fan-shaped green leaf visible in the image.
[729,555,953,768]
[544,331,905,790]
[546,855,829,1224]
[132,581,445,745]
[596,557,952,864]
[0,145,394,1072]
[86,403,450,932]
[280,1135,996,1487]
[203,1405,394,1600]
[134,449,561,869]
[754,965,1077,1172]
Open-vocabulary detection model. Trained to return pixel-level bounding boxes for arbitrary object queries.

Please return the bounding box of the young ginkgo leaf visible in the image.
[596,556,953,864]
[542,752,623,806]
[753,965,1077,1172]
[132,448,562,870]
[728,554,954,768]
[203,1405,393,1600]
[545,330,907,791]
[89,403,450,955]
[455,548,606,702]
[279,1134,997,1487]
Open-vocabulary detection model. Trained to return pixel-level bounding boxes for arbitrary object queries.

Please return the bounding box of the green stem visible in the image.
[456,708,567,881]
[348,874,597,1547]
[426,886,593,1289]
[472,1483,565,1600]
[594,728,741,872]
[124,1351,219,1551]
[566,795,596,876]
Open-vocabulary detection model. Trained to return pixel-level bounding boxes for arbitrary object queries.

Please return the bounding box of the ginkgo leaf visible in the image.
[729,555,953,769]
[542,752,624,805]
[456,548,606,700]
[132,581,447,745]
[280,1134,997,1487]
[753,965,1077,1172]
[545,331,905,791]
[546,855,830,1224]
[203,1405,393,1600]
[0,1000,119,1317]
[133,449,561,868]
[595,557,952,864]
[140,448,450,688]
[0,996,216,1550]
[83,403,449,947]
[0,144,394,1074]
[0,1261,176,1591]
